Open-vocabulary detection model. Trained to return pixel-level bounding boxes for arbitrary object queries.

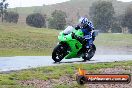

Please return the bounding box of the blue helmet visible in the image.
[79,17,89,25]
[78,17,94,29]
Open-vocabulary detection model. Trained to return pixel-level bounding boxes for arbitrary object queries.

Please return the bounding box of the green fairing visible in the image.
[58,29,84,59]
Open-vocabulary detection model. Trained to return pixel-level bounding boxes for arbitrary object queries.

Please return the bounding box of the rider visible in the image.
[72,17,95,49]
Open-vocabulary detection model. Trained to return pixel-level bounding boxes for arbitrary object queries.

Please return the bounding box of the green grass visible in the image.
[0,23,132,56]
[95,33,132,47]
[0,60,132,88]
[0,23,59,56]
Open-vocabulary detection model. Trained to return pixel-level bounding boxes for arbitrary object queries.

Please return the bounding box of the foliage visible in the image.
[121,5,132,33]
[89,1,115,33]
[111,23,122,33]
[0,0,8,22]
[4,11,19,23]
[26,13,46,28]
[48,10,67,30]
[111,17,122,33]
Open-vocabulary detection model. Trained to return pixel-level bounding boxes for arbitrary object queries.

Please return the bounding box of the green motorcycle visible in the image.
[52,26,96,62]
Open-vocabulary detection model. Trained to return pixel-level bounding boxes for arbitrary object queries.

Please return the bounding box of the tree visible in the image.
[4,11,19,23]
[121,6,132,33]
[110,15,123,33]
[48,10,67,30]
[26,13,46,28]
[0,0,8,22]
[111,22,122,33]
[89,1,115,33]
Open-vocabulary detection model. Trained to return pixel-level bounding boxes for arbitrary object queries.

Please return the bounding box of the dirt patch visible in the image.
[19,75,75,88]
[19,66,132,88]
[98,66,132,74]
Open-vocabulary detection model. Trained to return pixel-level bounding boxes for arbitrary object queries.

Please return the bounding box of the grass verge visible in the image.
[0,23,132,56]
[0,60,132,88]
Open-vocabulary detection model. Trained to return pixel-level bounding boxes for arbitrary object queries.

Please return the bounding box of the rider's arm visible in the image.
[92,31,96,41]
[72,33,85,43]
[75,25,80,30]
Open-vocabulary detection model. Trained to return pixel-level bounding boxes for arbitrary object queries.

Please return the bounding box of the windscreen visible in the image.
[63,26,74,34]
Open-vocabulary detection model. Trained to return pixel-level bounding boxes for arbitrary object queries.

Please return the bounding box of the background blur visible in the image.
[0,0,132,56]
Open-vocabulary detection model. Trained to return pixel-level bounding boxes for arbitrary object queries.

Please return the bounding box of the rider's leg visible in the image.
[86,38,93,49]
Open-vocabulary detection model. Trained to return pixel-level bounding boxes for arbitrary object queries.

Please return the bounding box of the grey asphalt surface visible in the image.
[0,55,132,72]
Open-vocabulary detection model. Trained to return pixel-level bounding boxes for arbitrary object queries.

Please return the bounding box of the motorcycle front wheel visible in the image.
[52,44,66,62]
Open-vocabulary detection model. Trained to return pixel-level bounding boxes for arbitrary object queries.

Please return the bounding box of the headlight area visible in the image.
[59,33,62,36]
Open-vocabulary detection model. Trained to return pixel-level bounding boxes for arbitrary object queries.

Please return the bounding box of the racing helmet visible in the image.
[78,17,89,28]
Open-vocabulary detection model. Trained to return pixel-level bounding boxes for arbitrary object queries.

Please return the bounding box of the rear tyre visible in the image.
[52,44,66,62]
[82,45,96,61]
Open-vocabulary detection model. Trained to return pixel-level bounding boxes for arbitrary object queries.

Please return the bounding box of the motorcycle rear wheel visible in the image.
[82,45,96,61]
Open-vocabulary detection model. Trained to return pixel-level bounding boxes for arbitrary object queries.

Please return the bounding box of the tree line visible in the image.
[0,0,132,33]
[26,10,67,30]
[0,0,19,23]
[89,1,132,33]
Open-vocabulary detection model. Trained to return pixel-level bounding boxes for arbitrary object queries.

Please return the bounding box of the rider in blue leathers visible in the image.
[72,17,95,49]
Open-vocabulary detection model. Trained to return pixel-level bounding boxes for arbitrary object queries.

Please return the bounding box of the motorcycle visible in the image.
[52,26,97,62]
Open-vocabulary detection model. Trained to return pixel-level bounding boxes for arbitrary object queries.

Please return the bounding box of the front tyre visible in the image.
[52,44,66,62]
